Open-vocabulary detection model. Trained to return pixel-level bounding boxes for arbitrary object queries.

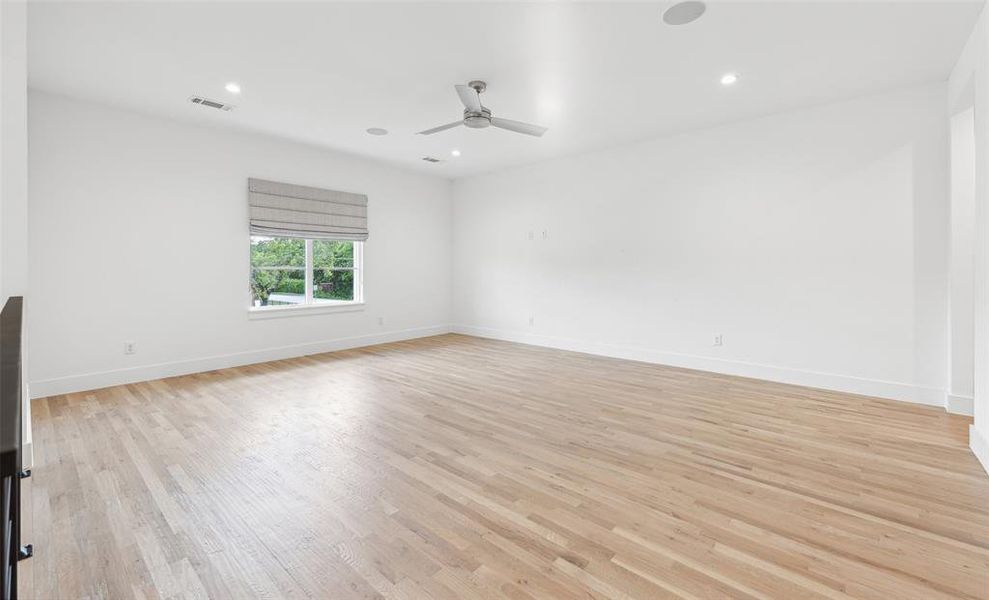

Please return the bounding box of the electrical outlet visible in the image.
[124,341,137,355]
[713,334,724,347]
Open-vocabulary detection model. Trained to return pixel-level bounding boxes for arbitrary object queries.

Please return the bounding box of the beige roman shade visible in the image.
[248,178,368,241]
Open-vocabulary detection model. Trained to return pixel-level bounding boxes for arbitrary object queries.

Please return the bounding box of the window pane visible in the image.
[313,240,354,269]
[250,236,306,306]
[313,240,355,302]
[313,268,354,302]
[251,268,306,306]
[250,236,305,267]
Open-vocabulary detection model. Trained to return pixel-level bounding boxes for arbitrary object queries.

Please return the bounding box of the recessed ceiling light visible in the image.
[451,149,461,157]
[225,82,241,94]
[366,127,388,136]
[663,1,706,26]
[720,73,739,86]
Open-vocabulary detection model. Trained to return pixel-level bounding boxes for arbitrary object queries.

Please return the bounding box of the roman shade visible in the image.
[248,178,368,241]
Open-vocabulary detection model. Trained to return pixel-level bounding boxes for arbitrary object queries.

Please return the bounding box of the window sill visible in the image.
[248,302,365,320]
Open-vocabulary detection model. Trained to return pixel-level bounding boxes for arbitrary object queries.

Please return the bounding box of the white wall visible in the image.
[453,84,950,407]
[28,91,452,397]
[949,3,989,475]
[2,1,31,467]
[949,107,976,415]
[2,1,27,301]
[1,3,5,297]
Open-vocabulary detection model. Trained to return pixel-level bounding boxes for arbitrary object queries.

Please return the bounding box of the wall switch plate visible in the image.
[713,334,724,347]
[124,341,137,355]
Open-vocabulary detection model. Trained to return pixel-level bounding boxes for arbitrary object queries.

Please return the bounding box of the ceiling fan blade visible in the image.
[418,121,463,135]
[455,84,482,112]
[490,117,548,137]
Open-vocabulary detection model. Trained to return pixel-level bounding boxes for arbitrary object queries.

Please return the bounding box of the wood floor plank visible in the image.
[23,334,989,599]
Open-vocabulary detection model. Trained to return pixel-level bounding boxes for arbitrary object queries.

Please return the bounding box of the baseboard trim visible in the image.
[30,325,452,399]
[21,441,31,472]
[946,393,975,416]
[453,324,945,407]
[32,323,956,413]
[970,425,989,477]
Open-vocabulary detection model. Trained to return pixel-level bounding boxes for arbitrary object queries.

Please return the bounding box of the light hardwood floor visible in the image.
[22,334,989,599]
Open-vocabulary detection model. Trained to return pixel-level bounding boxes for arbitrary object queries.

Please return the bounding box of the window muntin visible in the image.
[250,236,362,308]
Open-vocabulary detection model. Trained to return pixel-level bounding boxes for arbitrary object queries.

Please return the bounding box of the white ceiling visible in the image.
[28,1,983,179]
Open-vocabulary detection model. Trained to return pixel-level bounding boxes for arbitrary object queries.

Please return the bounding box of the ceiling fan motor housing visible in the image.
[464,107,492,128]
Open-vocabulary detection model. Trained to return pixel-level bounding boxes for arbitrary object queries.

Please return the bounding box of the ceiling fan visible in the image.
[418,80,548,137]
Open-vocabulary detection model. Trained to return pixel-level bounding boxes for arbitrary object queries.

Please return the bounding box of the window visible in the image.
[250,236,363,308]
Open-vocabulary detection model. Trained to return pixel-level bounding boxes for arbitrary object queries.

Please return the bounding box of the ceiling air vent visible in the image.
[421,156,441,163]
[189,95,234,111]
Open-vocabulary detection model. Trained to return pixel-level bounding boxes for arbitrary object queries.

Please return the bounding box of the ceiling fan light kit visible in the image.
[419,80,548,137]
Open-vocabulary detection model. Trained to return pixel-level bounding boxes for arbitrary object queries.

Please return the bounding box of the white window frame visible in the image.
[249,237,364,319]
